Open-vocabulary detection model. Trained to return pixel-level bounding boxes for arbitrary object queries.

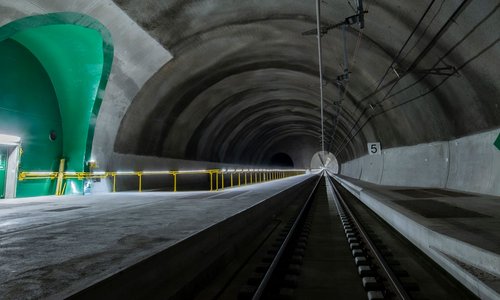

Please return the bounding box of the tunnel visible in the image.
[0,1,498,299]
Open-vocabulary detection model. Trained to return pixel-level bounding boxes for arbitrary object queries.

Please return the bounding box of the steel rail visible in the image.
[251,173,323,300]
[327,174,411,300]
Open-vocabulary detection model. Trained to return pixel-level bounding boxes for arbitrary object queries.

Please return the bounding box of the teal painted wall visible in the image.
[0,13,113,198]
[0,146,7,198]
[12,25,104,195]
[0,38,62,197]
[12,25,104,172]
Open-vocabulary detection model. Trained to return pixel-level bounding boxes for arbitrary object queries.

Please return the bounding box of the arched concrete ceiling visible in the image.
[114,0,499,167]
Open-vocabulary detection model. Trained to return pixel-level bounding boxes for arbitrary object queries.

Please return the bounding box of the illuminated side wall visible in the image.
[0,38,62,197]
[0,15,112,197]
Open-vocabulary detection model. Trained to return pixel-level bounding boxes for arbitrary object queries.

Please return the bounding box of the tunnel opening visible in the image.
[269,152,294,168]
[310,151,339,174]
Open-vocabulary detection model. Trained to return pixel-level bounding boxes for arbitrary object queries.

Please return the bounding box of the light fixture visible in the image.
[0,134,21,145]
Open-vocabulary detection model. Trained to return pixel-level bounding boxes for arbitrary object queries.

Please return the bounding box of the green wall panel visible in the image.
[0,13,113,197]
[0,39,62,197]
[0,146,7,198]
[12,25,104,172]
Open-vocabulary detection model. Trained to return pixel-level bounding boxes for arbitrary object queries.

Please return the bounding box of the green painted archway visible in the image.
[0,13,113,197]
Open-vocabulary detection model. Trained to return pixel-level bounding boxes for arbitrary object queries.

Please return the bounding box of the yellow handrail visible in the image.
[18,168,307,194]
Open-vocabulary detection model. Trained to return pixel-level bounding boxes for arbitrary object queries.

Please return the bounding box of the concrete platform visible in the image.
[0,174,316,299]
[334,174,500,300]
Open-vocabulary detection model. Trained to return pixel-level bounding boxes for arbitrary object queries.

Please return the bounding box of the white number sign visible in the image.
[368,142,381,155]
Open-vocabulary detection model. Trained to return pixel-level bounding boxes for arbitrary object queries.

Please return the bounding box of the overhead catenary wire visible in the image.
[333,0,472,158]
[375,0,470,106]
[330,0,436,155]
[326,0,370,153]
[315,0,326,161]
[330,0,443,157]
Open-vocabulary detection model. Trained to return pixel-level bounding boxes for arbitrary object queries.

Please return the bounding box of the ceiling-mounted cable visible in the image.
[331,0,439,157]
[333,0,472,158]
[315,0,325,159]
[326,0,370,152]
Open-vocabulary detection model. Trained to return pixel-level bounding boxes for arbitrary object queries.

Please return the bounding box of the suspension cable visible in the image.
[333,0,471,158]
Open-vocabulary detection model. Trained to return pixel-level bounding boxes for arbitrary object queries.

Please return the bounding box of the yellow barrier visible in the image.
[18,168,306,195]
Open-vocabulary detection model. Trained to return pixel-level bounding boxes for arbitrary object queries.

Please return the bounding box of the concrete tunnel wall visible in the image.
[1,1,499,194]
[341,128,500,196]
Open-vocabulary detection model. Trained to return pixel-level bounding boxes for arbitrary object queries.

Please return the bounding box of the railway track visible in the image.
[196,173,477,300]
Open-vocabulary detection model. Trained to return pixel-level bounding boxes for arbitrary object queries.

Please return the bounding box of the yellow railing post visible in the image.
[238,172,241,186]
[209,172,212,191]
[230,173,233,187]
[137,172,143,192]
[250,172,253,184]
[244,172,247,185]
[112,172,117,192]
[216,170,219,191]
[55,158,65,196]
[221,171,225,190]
[173,172,178,192]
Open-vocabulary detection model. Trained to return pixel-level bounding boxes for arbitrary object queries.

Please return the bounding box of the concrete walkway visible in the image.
[0,174,315,299]
[334,175,500,300]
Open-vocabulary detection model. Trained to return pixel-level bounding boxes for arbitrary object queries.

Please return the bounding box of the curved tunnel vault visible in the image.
[113,0,499,172]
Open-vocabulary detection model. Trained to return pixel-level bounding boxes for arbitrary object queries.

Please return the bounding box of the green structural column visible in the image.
[495,133,500,151]
[0,13,113,197]
[0,146,7,198]
[0,39,62,197]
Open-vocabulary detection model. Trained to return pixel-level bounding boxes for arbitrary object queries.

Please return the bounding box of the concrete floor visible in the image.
[0,174,314,299]
[334,175,500,299]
